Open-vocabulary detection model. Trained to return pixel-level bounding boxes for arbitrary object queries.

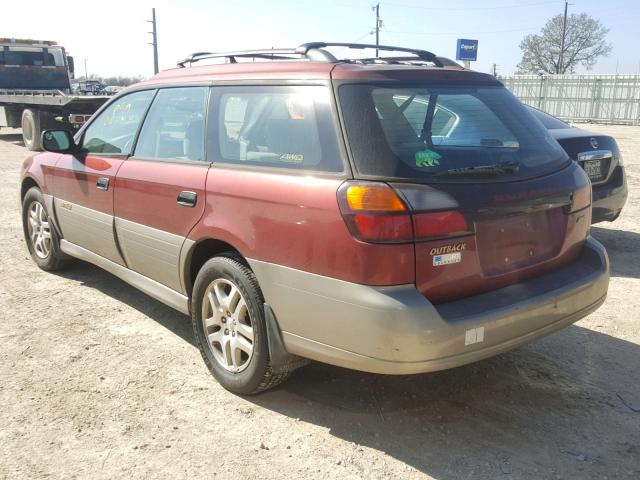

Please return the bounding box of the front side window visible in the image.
[82,90,154,155]
[213,85,343,173]
[134,87,208,162]
[339,84,568,181]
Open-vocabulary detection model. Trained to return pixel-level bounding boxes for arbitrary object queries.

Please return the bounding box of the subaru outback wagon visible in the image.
[21,42,609,394]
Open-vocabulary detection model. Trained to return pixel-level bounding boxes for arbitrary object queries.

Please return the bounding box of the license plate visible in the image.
[583,159,602,180]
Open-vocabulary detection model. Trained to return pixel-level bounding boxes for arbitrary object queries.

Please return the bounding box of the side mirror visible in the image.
[41,130,76,154]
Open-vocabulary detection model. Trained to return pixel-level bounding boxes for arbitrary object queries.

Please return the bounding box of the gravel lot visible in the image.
[1,125,639,480]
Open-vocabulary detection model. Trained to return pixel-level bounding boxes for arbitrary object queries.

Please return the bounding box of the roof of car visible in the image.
[134,42,501,88]
[135,61,500,88]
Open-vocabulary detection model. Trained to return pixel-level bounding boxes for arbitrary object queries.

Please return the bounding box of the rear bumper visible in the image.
[592,166,628,223]
[249,237,609,375]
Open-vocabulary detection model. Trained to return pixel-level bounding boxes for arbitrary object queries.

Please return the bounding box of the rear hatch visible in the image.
[337,78,592,303]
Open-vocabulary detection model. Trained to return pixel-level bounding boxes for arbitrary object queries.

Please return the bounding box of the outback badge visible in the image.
[430,242,466,266]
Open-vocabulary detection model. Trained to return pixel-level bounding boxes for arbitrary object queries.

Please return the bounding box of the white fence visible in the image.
[498,74,640,125]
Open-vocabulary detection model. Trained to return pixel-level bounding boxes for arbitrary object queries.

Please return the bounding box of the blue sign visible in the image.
[456,39,478,61]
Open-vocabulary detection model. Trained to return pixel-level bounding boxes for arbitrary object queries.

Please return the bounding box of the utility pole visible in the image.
[558,1,568,74]
[84,59,88,80]
[148,8,159,75]
[374,3,380,57]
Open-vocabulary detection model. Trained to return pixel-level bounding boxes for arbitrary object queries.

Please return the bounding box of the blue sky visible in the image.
[5,0,639,77]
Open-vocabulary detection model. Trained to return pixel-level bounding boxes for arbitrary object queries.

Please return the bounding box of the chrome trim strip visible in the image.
[60,239,190,315]
[54,199,125,266]
[577,149,612,161]
[114,217,185,292]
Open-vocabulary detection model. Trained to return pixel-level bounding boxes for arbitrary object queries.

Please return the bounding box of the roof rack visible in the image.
[177,49,306,67]
[177,42,443,68]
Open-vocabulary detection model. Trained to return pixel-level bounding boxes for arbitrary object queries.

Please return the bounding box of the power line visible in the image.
[379,0,560,11]
[384,26,540,36]
[332,32,375,55]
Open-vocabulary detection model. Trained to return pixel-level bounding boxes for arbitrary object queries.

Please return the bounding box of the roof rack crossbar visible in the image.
[177,42,443,68]
[296,42,443,67]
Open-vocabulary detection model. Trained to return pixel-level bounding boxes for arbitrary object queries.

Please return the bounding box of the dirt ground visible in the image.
[0,124,638,480]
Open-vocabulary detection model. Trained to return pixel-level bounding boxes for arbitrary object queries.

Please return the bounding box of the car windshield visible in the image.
[338,84,569,182]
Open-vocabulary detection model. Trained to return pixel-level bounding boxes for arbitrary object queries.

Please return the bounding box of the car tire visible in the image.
[22,187,69,271]
[191,254,291,394]
[21,109,42,151]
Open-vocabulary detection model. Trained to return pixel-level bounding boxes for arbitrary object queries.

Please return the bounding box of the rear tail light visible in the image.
[68,114,91,124]
[345,184,406,212]
[338,181,470,244]
[413,210,468,240]
[338,182,413,243]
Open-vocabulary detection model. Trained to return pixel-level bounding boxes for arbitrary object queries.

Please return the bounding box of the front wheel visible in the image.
[22,187,68,271]
[191,254,292,394]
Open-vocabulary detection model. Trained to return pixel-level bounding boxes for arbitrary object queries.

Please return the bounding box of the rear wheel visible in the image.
[191,254,292,394]
[22,187,68,271]
[21,109,42,151]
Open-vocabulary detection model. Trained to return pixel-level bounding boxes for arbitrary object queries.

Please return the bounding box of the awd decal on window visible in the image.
[430,242,465,266]
[279,153,304,163]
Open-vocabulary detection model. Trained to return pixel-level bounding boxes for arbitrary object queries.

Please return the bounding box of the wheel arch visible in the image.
[183,237,246,298]
[20,176,40,202]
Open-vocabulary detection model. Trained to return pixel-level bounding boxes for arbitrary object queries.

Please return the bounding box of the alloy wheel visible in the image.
[27,201,52,259]
[201,278,255,373]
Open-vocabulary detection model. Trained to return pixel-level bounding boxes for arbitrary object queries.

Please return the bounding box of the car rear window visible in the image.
[0,46,64,67]
[338,84,569,182]
[211,85,344,173]
[528,106,571,129]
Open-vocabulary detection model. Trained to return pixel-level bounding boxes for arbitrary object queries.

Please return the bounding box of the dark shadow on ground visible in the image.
[251,327,640,479]
[0,132,25,147]
[591,226,640,279]
[56,261,195,347]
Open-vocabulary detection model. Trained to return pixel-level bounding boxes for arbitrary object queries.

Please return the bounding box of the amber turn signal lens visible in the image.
[346,185,406,212]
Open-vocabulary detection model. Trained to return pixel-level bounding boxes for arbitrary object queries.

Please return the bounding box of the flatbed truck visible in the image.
[0,38,110,150]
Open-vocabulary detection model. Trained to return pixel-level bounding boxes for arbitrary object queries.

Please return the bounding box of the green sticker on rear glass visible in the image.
[415,149,442,167]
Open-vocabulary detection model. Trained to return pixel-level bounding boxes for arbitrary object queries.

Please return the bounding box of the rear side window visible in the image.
[82,90,155,155]
[339,84,568,182]
[212,85,343,173]
[134,87,208,162]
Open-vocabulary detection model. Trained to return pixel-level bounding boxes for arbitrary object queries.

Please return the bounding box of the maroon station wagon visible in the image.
[20,43,609,394]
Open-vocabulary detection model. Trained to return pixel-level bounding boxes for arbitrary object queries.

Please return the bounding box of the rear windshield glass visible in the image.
[339,84,569,181]
[0,46,64,67]
[527,106,570,129]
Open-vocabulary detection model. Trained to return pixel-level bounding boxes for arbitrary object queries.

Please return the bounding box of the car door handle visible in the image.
[177,191,197,207]
[96,177,109,191]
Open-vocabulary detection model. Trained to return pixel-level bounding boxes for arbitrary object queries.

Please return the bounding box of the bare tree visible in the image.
[517,13,611,74]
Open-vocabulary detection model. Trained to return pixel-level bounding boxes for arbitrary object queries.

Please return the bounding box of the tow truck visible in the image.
[0,38,110,150]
